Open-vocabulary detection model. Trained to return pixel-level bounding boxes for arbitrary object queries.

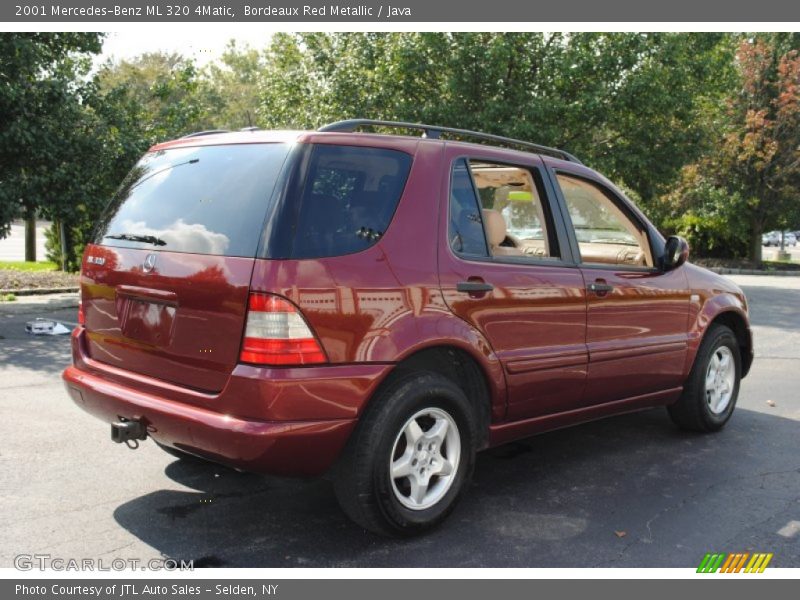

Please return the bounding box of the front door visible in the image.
[551,170,691,406]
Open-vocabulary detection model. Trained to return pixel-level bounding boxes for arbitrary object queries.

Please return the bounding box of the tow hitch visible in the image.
[111,419,147,448]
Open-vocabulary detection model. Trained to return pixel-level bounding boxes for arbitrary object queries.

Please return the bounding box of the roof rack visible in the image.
[181,129,230,139]
[318,119,582,164]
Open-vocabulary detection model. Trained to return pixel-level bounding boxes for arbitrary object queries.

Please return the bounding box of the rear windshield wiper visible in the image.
[104,233,167,246]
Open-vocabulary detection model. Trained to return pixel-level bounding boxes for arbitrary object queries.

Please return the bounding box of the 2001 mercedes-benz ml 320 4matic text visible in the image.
[64,120,753,536]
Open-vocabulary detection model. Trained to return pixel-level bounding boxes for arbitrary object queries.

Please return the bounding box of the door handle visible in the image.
[587,281,614,294]
[456,281,494,294]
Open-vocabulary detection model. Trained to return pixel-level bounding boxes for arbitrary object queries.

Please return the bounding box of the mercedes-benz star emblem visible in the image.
[142,254,157,273]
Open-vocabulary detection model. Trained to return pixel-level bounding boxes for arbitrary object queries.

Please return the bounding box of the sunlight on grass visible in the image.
[0,261,59,272]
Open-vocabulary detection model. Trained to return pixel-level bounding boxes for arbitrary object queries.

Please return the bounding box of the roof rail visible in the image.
[181,129,230,139]
[318,119,582,164]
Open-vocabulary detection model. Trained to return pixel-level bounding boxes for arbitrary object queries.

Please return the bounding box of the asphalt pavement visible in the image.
[0,275,798,568]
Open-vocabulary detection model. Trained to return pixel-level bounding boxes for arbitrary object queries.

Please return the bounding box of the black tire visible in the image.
[333,371,478,537]
[668,324,741,432]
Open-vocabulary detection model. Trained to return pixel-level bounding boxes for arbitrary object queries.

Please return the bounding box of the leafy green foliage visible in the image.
[662,166,750,258]
[256,33,734,208]
[199,41,264,129]
[0,33,103,241]
[664,34,800,263]
[2,32,797,269]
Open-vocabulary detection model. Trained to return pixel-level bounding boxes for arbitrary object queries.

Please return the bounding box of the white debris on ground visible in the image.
[25,318,71,335]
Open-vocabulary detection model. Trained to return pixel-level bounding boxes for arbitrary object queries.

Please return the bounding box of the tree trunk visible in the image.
[24,211,36,262]
[56,220,68,272]
[749,222,763,266]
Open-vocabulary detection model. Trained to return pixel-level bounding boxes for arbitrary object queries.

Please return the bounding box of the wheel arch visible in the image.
[708,310,753,377]
[364,342,505,451]
[689,299,753,379]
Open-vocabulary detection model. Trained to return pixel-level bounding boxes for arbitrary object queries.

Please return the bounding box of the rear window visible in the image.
[286,145,412,259]
[95,143,290,257]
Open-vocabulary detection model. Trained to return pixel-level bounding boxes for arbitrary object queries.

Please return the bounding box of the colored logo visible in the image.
[697,552,773,573]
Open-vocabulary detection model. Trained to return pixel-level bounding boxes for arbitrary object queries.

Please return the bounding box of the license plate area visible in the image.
[117,292,177,347]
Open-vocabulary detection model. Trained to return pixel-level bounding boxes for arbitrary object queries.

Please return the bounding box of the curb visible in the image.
[0,287,79,296]
[0,292,79,314]
[707,267,800,276]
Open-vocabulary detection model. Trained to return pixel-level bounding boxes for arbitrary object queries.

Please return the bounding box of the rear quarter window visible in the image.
[286,145,412,259]
[95,143,290,257]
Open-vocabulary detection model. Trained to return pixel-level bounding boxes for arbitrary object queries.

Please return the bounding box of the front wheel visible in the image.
[668,324,741,432]
[333,372,477,537]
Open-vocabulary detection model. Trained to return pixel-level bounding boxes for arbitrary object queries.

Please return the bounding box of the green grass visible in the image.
[0,261,59,272]
[0,293,16,302]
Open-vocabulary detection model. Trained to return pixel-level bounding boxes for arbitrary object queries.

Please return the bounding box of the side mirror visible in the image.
[663,236,690,270]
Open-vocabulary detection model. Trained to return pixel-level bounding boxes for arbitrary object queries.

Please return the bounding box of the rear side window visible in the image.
[449,159,489,257]
[95,143,290,257]
[288,145,412,259]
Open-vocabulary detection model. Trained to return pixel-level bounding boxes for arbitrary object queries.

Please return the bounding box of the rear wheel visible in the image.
[668,324,741,432]
[333,371,477,537]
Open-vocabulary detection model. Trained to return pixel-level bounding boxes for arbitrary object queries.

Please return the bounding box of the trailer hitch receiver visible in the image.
[111,419,147,447]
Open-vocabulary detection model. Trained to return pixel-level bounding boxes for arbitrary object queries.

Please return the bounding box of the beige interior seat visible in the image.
[482,209,521,256]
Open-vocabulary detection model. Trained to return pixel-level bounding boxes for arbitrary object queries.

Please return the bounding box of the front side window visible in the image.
[556,174,653,267]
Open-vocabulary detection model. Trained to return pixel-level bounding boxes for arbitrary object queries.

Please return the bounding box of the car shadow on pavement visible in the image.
[112,406,800,568]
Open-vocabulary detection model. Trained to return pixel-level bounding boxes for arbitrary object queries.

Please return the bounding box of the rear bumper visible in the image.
[63,328,392,476]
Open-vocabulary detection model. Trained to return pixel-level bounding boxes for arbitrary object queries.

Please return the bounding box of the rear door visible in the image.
[437,148,588,420]
[550,167,691,405]
[82,142,291,392]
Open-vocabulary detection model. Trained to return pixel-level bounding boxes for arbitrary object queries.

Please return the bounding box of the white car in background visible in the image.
[763,231,796,247]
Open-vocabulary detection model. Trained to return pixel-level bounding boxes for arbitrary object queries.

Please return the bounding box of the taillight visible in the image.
[239,293,327,366]
[78,298,85,326]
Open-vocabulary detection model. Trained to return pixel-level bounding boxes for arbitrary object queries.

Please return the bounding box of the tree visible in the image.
[42,51,212,269]
[0,33,103,260]
[199,40,265,129]
[665,34,800,264]
[4,33,779,268]
[96,52,208,142]
[719,35,800,263]
[255,33,734,211]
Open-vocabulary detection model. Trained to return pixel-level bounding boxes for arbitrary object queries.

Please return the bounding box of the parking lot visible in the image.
[0,275,798,568]
[763,244,800,263]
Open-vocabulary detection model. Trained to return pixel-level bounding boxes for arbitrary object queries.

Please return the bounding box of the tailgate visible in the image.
[80,141,291,392]
[81,245,253,392]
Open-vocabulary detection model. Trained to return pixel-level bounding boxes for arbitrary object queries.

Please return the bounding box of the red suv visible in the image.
[63,120,753,536]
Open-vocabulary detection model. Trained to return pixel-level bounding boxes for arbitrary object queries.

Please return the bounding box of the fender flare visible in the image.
[364,309,508,421]
[686,295,752,378]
